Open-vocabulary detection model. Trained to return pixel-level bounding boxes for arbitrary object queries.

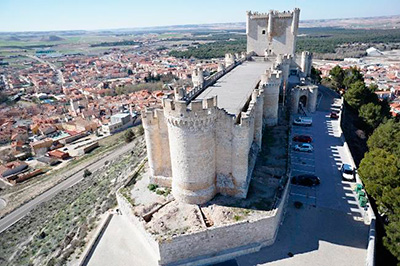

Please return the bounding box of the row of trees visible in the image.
[296,27,400,55]
[330,65,399,261]
[330,66,390,132]
[358,120,400,261]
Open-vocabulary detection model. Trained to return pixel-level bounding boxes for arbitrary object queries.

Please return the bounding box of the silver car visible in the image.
[294,143,313,152]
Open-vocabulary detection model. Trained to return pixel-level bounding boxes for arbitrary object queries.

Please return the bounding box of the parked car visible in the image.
[293,135,312,143]
[293,117,312,126]
[340,164,355,181]
[330,112,339,119]
[294,143,313,152]
[291,174,320,186]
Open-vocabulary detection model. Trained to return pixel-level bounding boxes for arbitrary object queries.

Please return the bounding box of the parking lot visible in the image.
[289,90,365,217]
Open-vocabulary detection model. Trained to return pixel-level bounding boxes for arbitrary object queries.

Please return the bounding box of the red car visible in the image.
[292,135,312,143]
[330,112,339,119]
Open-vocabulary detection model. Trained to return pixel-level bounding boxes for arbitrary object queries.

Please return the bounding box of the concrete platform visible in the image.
[197,59,272,116]
[87,214,158,266]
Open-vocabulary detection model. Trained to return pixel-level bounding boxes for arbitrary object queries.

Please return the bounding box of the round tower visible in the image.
[260,70,282,126]
[163,96,218,204]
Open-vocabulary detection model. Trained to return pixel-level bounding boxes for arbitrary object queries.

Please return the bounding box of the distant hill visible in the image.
[300,15,400,29]
[1,14,400,35]
[7,36,21,41]
[40,35,65,42]
[105,14,400,34]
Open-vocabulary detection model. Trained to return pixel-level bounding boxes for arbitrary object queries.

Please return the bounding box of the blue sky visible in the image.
[1,0,400,32]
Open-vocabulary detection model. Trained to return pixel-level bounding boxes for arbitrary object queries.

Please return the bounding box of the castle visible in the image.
[142,8,315,205]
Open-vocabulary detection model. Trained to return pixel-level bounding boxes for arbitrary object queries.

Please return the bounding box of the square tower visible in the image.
[246,8,300,57]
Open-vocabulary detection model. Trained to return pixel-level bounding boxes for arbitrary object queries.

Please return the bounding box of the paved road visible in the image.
[0,141,137,233]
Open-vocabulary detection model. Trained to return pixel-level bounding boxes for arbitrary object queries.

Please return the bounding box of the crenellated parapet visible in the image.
[260,69,282,88]
[162,96,218,131]
[247,9,297,19]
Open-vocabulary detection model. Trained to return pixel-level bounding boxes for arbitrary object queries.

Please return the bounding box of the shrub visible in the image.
[233,215,242,221]
[83,169,92,178]
[124,129,135,143]
[147,184,158,192]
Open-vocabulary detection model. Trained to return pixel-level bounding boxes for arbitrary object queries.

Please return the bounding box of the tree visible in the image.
[124,129,135,143]
[359,103,384,129]
[359,148,399,208]
[383,219,400,261]
[343,66,364,89]
[329,65,345,89]
[344,81,378,110]
[310,66,322,84]
[367,120,400,157]
[358,120,400,262]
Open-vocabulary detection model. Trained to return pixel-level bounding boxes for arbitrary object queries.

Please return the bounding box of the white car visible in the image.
[294,143,313,152]
[293,117,312,126]
[341,164,355,181]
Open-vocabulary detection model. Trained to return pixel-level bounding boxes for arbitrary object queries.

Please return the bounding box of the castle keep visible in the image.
[142,8,313,205]
[246,8,300,56]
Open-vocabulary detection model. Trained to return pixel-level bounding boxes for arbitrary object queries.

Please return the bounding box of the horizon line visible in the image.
[1,13,399,34]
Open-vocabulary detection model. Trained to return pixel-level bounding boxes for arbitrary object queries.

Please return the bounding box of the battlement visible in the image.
[276,54,293,66]
[247,9,298,19]
[260,70,282,87]
[225,53,236,66]
[141,108,164,126]
[163,96,217,119]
